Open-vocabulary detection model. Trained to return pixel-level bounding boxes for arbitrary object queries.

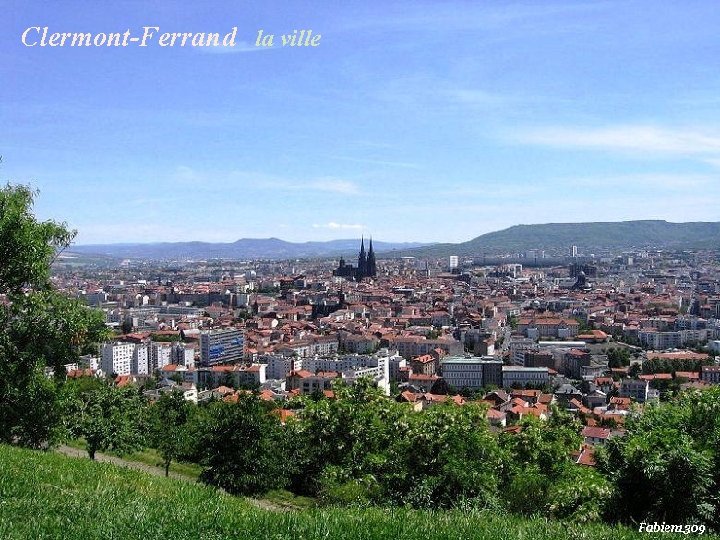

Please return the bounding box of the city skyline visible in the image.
[4,1,720,244]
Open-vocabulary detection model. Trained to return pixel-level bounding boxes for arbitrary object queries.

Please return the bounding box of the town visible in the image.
[53,238,720,468]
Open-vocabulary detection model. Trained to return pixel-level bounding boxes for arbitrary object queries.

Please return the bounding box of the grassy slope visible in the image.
[63,438,203,479]
[0,444,709,540]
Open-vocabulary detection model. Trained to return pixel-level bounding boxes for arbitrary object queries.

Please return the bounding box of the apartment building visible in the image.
[150,342,173,372]
[620,378,653,402]
[101,342,135,376]
[200,328,244,366]
[440,356,503,390]
[502,366,550,388]
[517,317,579,339]
[701,365,720,384]
[390,335,463,360]
[260,354,304,380]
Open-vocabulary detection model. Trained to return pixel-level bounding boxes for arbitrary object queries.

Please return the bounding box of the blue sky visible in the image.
[3,1,720,244]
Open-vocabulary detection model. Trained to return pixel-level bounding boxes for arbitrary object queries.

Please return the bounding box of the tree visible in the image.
[148,390,194,476]
[0,184,74,293]
[220,372,236,389]
[0,184,110,448]
[628,363,641,378]
[199,395,287,496]
[607,348,630,369]
[286,379,408,500]
[150,333,181,342]
[545,465,612,523]
[120,318,133,335]
[499,409,587,517]
[575,317,593,334]
[73,383,146,460]
[286,379,506,510]
[389,402,506,509]
[597,387,720,528]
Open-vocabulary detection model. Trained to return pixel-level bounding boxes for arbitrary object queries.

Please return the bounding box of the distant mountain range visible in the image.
[69,238,429,261]
[68,220,720,261]
[393,220,720,258]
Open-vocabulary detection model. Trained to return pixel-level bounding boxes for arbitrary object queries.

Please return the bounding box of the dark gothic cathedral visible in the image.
[333,237,377,280]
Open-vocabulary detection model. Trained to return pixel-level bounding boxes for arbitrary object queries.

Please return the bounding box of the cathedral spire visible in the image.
[356,236,367,280]
[367,236,377,278]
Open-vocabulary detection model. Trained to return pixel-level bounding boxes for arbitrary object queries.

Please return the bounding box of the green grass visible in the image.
[264,489,317,510]
[0,444,712,540]
[65,438,203,479]
[121,448,203,479]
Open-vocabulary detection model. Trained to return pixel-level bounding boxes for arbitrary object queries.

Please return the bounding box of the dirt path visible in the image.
[55,445,289,512]
[56,445,194,482]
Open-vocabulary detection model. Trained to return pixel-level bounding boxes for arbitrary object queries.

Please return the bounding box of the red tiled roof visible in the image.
[486,409,506,420]
[582,426,611,439]
[288,369,313,378]
[575,444,596,466]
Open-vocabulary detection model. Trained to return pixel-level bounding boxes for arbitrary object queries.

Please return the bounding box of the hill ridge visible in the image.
[69,238,428,260]
[68,220,720,260]
[393,219,720,258]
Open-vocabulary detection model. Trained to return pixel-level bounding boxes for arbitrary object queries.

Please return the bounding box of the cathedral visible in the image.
[333,237,377,280]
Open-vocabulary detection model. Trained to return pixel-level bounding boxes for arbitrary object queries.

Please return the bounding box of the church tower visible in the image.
[367,237,377,278]
[356,236,367,280]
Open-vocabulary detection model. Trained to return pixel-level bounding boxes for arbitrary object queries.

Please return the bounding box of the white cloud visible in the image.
[329,155,419,169]
[568,173,715,189]
[171,167,360,195]
[312,222,365,230]
[306,178,360,194]
[444,88,510,107]
[511,125,720,156]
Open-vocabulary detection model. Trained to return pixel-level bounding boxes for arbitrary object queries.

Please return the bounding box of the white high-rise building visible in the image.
[101,342,135,376]
[172,342,196,368]
[261,354,304,380]
[150,342,173,372]
[508,337,537,366]
[132,344,149,375]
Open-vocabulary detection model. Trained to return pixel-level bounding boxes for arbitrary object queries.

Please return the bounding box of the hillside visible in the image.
[69,238,428,261]
[393,220,720,258]
[69,221,720,262]
[0,444,671,540]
